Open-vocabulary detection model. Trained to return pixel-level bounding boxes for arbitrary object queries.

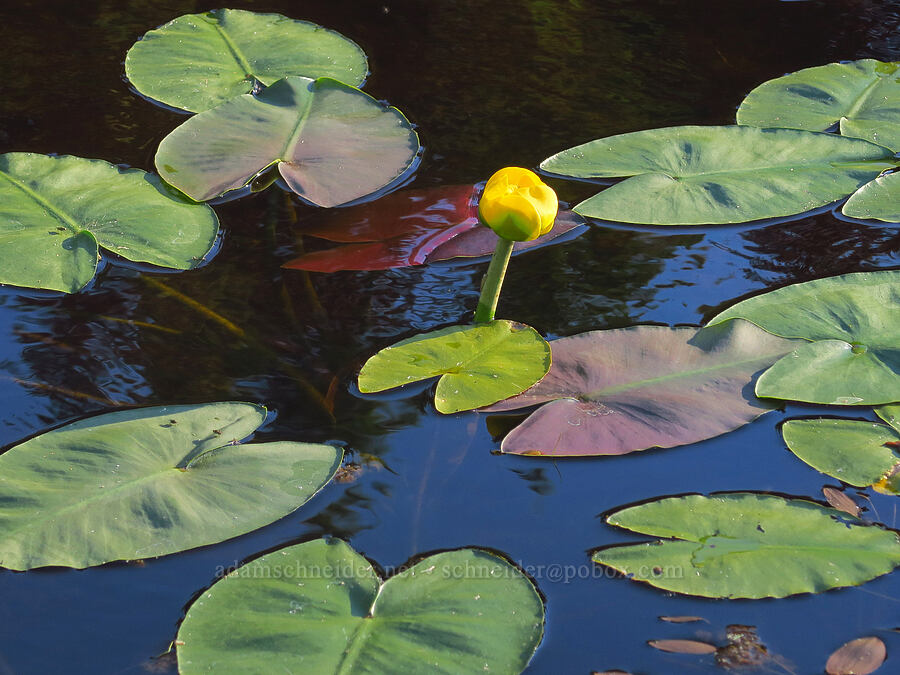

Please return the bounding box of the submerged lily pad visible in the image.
[483,320,798,456]
[708,271,900,405]
[593,493,900,598]
[156,76,420,206]
[358,321,551,414]
[737,59,900,151]
[176,538,544,674]
[125,9,367,113]
[0,403,342,570]
[782,405,900,489]
[0,153,219,293]
[843,170,900,222]
[540,125,895,225]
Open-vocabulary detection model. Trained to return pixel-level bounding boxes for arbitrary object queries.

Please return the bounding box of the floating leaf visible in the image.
[782,414,900,488]
[843,170,900,223]
[737,59,900,151]
[659,616,708,624]
[592,493,900,599]
[176,538,544,674]
[0,153,219,293]
[826,636,887,675]
[708,271,900,405]
[155,76,419,206]
[0,403,341,570]
[540,125,894,225]
[823,487,862,517]
[648,639,717,655]
[425,210,587,262]
[283,185,480,272]
[125,9,367,113]
[483,320,798,456]
[359,321,551,414]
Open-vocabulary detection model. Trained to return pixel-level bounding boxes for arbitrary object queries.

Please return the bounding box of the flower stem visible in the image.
[474,237,515,323]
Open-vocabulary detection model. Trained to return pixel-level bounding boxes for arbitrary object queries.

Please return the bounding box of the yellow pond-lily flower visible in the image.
[478,167,558,241]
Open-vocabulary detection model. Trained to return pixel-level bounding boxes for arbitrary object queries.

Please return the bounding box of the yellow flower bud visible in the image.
[478,167,558,242]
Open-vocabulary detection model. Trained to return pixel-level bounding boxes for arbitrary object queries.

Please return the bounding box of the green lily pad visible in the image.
[0,153,219,293]
[782,410,900,488]
[708,271,900,405]
[176,538,544,674]
[358,320,551,414]
[736,59,900,151]
[155,76,420,206]
[125,9,367,113]
[482,320,798,456]
[540,125,895,225]
[0,403,341,570]
[592,493,900,599]
[843,170,900,222]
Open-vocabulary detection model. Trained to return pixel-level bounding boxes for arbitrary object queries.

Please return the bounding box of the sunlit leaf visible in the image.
[822,487,862,517]
[0,403,341,570]
[593,493,900,598]
[0,153,219,293]
[737,59,900,151]
[648,639,716,654]
[708,271,900,405]
[125,9,367,113]
[483,320,798,456]
[156,76,419,206]
[843,170,900,223]
[176,539,544,674]
[825,636,887,675]
[359,321,551,414]
[540,125,895,225]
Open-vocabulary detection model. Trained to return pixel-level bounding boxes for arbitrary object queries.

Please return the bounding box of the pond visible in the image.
[1,0,899,673]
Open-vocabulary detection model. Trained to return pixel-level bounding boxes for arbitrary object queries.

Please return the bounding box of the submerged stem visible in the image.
[474,237,515,323]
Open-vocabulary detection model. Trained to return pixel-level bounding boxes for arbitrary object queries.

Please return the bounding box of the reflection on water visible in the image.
[1,1,899,673]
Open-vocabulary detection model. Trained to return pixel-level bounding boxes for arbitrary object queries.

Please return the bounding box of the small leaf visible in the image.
[826,636,887,675]
[540,125,894,225]
[176,539,545,674]
[156,76,419,206]
[843,171,900,223]
[125,9,367,113]
[659,616,708,624]
[648,639,717,654]
[359,321,551,414]
[593,493,900,598]
[0,403,342,569]
[737,59,900,151]
[823,487,862,517]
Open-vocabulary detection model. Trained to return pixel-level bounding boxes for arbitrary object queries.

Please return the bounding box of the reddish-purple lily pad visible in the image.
[483,320,799,456]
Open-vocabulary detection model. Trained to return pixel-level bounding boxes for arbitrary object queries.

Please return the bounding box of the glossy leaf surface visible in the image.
[0,403,341,569]
[737,59,900,151]
[541,126,894,225]
[177,539,544,674]
[593,493,900,598]
[156,76,419,206]
[843,170,900,222]
[125,9,367,113]
[358,321,551,414]
[708,271,900,405]
[0,153,218,293]
[484,320,798,456]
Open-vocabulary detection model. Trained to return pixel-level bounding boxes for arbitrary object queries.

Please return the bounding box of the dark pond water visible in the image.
[1,0,900,673]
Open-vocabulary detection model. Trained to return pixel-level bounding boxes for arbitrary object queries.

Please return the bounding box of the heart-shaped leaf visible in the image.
[782,405,900,488]
[0,403,342,570]
[737,59,900,151]
[593,493,900,598]
[155,76,420,206]
[483,320,798,456]
[540,125,895,225]
[358,320,551,414]
[283,185,480,272]
[125,9,367,113]
[843,170,900,222]
[176,538,544,674]
[708,271,900,405]
[0,153,219,293]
